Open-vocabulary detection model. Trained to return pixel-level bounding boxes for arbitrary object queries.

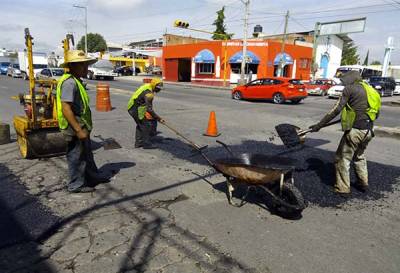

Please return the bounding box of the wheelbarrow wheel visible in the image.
[273,183,306,218]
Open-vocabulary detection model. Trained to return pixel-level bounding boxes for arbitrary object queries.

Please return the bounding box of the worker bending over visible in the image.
[56,50,108,193]
[127,78,164,149]
[309,71,381,194]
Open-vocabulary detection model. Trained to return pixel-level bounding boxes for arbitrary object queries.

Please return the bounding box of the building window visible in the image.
[299,58,310,69]
[198,63,214,74]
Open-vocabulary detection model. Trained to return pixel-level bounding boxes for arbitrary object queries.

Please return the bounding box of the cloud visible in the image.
[87,0,145,11]
[0,24,24,32]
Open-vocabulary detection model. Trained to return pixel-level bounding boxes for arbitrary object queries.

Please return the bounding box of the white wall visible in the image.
[315,35,344,79]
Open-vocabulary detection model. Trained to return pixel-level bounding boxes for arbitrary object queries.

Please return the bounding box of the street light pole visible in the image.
[240,0,250,85]
[73,5,87,56]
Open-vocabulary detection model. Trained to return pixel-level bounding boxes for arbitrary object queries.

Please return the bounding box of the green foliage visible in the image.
[370,60,381,65]
[77,33,107,53]
[212,6,233,40]
[341,41,359,65]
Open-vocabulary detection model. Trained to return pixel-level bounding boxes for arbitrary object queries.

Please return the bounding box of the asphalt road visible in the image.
[1,74,400,273]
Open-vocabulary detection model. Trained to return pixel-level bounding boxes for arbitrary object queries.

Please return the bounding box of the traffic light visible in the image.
[174,20,189,28]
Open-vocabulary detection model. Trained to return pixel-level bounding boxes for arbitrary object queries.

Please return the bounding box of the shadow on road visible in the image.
[155,136,400,208]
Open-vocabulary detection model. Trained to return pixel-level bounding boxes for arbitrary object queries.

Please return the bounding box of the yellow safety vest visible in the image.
[56,74,92,131]
[127,83,152,120]
[341,81,381,131]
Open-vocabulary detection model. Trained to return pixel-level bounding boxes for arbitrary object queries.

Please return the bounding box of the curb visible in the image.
[374,126,400,139]
[164,81,231,91]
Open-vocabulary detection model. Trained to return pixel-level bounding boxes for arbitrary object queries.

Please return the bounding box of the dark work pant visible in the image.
[128,107,151,146]
[66,136,99,191]
[149,120,158,137]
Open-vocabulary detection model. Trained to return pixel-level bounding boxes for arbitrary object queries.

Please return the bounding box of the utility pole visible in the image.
[240,0,250,85]
[311,22,320,80]
[73,5,88,56]
[277,10,289,77]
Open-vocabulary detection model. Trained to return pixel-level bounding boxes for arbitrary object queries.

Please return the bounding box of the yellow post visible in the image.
[24,28,37,128]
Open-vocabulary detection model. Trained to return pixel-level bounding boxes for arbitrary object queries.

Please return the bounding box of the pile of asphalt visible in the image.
[0,164,60,248]
[156,137,400,208]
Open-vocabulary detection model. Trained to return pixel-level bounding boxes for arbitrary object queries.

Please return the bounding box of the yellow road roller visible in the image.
[13,29,73,158]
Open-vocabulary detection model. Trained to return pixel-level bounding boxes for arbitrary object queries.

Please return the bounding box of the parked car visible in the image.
[7,63,22,78]
[36,68,65,86]
[151,66,162,75]
[394,79,400,95]
[327,84,345,99]
[0,62,11,75]
[231,77,307,104]
[114,65,133,76]
[305,79,335,96]
[368,76,395,97]
[88,59,118,80]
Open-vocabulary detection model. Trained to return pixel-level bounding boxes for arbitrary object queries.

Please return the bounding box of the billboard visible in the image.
[319,17,366,36]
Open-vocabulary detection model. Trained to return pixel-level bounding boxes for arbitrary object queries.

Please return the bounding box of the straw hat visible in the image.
[60,50,97,67]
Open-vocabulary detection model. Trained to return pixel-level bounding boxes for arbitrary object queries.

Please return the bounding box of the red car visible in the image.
[231,77,308,104]
[305,79,335,96]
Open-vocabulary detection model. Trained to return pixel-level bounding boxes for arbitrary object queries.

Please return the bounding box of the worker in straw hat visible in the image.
[56,50,109,193]
[127,78,164,149]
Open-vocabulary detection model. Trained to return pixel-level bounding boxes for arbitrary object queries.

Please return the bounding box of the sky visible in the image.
[0,0,399,64]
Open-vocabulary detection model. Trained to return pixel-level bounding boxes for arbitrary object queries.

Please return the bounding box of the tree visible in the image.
[212,6,233,40]
[77,33,107,53]
[340,41,359,65]
[371,60,381,65]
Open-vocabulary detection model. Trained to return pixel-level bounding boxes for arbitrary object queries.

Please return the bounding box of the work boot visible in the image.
[142,143,157,149]
[353,183,369,193]
[68,186,95,193]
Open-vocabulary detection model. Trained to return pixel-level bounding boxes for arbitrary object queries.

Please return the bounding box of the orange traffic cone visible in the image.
[203,111,221,137]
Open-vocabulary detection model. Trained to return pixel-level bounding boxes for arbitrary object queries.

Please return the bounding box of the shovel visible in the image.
[159,120,208,152]
[275,119,341,148]
[93,135,122,150]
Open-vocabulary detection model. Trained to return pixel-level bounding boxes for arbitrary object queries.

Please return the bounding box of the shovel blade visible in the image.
[275,124,304,148]
[103,138,122,150]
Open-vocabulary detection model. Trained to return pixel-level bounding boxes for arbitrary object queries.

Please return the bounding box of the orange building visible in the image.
[162,39,313,86]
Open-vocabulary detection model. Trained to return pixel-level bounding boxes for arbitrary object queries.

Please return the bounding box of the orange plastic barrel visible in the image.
[96,83,112,112]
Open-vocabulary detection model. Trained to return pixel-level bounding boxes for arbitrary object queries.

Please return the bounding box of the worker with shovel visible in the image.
[56,50,109,193]
[309,70,381,194]
[127,78,164,149]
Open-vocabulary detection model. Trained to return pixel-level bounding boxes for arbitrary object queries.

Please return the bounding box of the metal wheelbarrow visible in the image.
[160,121,306,217]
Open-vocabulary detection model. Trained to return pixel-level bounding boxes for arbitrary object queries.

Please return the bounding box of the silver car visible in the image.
[7,63,22,78]
[36,68,65,86]
[394,79,400,95]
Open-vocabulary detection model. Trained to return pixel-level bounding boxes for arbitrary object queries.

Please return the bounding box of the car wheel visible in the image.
[232,91,242,100]
[273,92,285,104]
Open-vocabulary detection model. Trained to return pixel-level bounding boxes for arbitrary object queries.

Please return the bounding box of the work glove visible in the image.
[309,124,322,132]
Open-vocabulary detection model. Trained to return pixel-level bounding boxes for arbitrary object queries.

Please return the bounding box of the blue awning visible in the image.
[194,49,215,63]
[273,53,294,65]
[229,51,260,64]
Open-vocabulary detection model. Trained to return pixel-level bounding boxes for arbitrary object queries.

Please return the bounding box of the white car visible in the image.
[327,85,345,99]
[87,60,118,80]
[394,79,400,95]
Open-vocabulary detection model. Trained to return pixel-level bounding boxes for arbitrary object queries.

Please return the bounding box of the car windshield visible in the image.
[92,60,113,69]
[289,79,303,85]
[369,77,385,82]
[13,64,19,68]
[310,80,326,85]
[0,62,11,67]
[33,64,48,69]
[51,69,64,76]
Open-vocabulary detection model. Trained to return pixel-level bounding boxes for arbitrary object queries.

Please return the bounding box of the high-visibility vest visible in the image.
[56,74,92,131]
[127,83,152,120]
[341,81,381,131]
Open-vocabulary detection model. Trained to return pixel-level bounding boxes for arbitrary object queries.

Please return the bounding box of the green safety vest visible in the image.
[341,81,381,131]
[127,83,152,120]
[56,74,92,131]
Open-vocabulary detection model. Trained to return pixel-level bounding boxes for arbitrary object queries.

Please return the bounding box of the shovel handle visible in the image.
[298,119,341,136]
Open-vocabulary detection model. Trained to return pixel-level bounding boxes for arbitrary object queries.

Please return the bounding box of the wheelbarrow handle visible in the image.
[216,140,235,157]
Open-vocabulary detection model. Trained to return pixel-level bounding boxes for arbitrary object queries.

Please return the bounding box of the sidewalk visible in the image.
[118,75,233,90]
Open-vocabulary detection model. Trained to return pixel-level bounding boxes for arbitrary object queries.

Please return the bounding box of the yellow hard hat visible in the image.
[150,78,163,90]
[60,50,97,67]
